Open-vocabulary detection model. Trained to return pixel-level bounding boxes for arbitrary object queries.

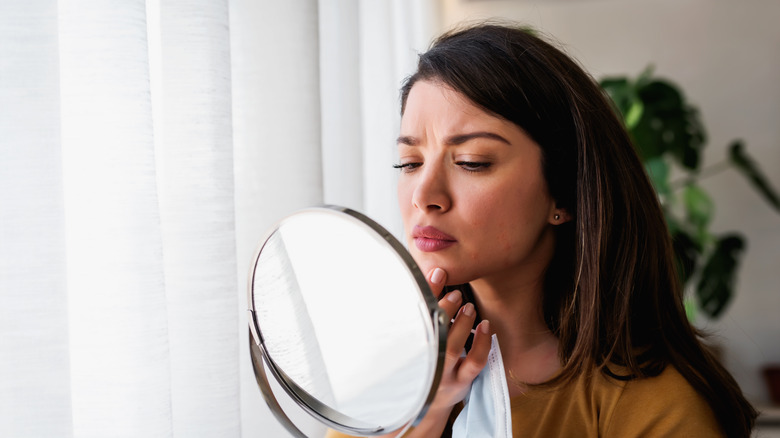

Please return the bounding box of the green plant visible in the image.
[600,67,780,320]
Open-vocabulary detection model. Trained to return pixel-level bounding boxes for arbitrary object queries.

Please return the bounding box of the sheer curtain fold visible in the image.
[0,2,72,437]
[58,0,172,435]
[319,0,363,209]
[154,0,239,436]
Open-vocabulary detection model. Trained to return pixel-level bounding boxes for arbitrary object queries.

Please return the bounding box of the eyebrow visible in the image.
[396,131,511,146]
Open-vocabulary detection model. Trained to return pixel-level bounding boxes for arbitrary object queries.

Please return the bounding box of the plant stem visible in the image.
[669,160,732,190]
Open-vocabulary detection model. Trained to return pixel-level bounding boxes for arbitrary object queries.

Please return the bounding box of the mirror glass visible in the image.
[248,206,444,436]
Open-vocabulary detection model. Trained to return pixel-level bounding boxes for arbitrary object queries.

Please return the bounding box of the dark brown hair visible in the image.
[401,22,756,437]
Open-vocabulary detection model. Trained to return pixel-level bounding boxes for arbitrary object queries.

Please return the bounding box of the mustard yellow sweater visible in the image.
[326,364,722,437]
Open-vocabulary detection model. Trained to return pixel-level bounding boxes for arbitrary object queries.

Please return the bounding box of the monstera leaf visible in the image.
[697,235,745,318]
[600,68,780,320]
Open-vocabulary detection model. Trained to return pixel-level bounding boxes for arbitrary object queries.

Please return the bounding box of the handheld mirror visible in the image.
[247,206,447,437]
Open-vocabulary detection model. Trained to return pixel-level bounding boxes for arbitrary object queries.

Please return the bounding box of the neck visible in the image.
[470,270,561,393]
[470,272,551,350]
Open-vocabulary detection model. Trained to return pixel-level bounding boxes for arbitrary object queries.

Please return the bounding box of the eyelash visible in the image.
[392,162,421,172]
[392,161,492,173]
[457,161,492,172]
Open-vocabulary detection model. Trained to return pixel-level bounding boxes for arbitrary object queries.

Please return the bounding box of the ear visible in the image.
[550,208,572,225]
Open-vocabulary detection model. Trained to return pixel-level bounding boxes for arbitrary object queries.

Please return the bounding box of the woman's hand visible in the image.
[401,267,492,437]
[428,267,492,409]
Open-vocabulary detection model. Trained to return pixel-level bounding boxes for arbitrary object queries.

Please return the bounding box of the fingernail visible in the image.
[479,320,490,334]
[431,268,445,285]
[463,302,475,317]
[447,289,461,303]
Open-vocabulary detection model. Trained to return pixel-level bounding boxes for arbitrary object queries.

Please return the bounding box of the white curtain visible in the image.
[0,0,437,437]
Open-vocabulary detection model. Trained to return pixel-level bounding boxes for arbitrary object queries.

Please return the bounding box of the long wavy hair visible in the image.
[400,22,756,437]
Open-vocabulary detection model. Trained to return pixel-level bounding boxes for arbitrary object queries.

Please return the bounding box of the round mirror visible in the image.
[247,206,447,436]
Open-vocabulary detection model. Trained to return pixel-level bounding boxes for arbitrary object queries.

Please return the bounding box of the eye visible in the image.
[392,162,422,173]
[456,161,492,172]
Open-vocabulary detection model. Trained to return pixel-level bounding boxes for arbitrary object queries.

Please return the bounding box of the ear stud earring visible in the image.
[554,213,560,221]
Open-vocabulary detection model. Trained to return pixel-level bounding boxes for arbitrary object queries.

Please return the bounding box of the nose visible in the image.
[411,162,452,213]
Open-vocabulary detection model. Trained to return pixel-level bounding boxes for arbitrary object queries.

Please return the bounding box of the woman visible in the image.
[334,22,756,437]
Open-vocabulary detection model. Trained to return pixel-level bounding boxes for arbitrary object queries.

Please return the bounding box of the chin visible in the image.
[409,251,440,276]
[409,251,433,272]
[411,253,477,287]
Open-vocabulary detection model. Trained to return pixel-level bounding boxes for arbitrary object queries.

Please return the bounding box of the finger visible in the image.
[456,320,492,381]
[428,267,461,319]
[437,289,462,320]
[426,267,447,298]
[445,302,477,359]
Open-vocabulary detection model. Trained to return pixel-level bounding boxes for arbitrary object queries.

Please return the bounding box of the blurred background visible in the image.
[2,0,778,437]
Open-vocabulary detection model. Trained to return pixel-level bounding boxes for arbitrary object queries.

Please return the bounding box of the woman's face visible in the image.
[397,80,560,287]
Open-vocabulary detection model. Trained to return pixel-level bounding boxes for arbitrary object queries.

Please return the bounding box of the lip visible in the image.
[412,225,457,252]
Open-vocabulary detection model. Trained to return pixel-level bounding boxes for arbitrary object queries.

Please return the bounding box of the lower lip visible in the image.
[414,237,456,252]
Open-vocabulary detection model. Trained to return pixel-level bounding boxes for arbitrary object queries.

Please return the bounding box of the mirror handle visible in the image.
[248,324,308,438]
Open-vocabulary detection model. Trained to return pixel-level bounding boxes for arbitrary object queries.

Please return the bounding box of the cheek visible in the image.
[493,223,520,261]
[473,186,549,250]
[462,192,516,251]
[397,183,412,218]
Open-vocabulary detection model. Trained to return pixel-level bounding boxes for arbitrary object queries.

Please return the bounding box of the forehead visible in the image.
[400,80,529,147]
[401,80,504,131]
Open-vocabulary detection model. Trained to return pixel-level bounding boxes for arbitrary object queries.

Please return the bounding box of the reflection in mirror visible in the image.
[248,207,445,436]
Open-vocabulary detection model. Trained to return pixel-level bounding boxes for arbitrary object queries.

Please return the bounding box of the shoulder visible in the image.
[601,364,724,437]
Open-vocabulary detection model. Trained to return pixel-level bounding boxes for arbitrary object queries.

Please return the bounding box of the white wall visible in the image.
[439,0,780,404]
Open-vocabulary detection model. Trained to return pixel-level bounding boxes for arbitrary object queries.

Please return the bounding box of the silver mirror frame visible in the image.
[247,205,448,436]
